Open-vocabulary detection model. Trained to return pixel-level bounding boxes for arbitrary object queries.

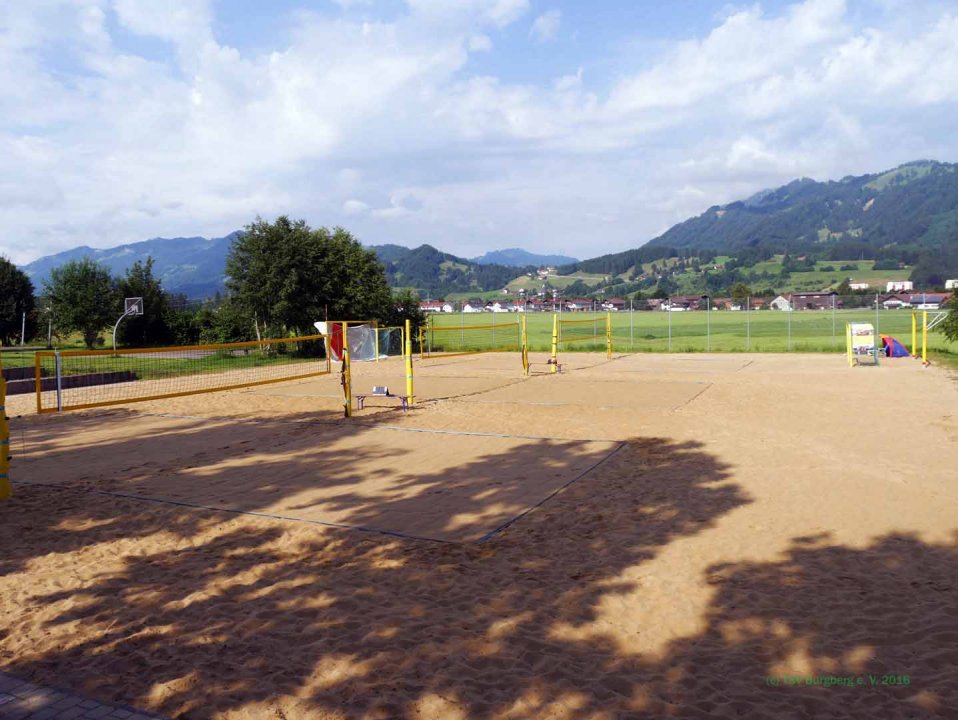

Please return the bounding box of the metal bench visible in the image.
[355,386,410,412]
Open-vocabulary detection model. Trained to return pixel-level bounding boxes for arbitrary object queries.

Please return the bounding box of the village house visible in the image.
[661,295,707,311]
[419,301,453,313]
[770,292,841,311]
[886,281,914,292]
[564,298,595,312]
[601,298,627,312]
[908,292,952,310]
[882,292,952,310]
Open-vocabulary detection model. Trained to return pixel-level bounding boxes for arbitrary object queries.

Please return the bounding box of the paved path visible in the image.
[0,672,167,720]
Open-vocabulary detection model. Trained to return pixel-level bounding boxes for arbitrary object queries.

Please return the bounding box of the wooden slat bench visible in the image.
[355,386,411,412]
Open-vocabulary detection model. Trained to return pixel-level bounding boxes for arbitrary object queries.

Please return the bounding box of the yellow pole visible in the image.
[521,315,529,376]
[922,310,928,364]
[341,322,352,417]
[846,323,853,367]
[405,319,414,406]
[911,310,918,357]
[0,374,10,500]
[606,312,612,359]
[550,313,559,373]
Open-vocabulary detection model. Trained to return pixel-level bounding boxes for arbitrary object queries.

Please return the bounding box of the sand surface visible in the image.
[1,352,957,719]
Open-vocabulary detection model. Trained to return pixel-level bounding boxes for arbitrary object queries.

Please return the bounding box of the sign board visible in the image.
[848,322,878,366]
[125,297,144,316]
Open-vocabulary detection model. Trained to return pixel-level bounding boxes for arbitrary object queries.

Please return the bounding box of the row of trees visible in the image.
[3,217,426,350]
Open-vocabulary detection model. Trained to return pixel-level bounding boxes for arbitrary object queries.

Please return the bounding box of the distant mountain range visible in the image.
[471,248,577,267]
[22,233,240,299]
[22,235,540,299]
[21,160,958,298]
[564,160,958,286]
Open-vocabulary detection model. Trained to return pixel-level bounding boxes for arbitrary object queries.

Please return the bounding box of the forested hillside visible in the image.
[370,244,528,295]
[565,161,958,286]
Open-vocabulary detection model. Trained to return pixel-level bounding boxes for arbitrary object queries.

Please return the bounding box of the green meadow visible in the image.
[427,309,953,356]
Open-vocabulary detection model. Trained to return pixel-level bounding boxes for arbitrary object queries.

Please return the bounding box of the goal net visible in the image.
[323,322,404,362]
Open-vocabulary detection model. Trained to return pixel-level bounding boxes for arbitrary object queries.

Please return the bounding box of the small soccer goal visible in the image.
[316,321,404,363]
[846,322,880,366]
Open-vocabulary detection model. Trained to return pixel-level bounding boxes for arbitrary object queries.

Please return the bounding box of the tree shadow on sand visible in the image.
[2,413,743,718]
[3,408,955,719]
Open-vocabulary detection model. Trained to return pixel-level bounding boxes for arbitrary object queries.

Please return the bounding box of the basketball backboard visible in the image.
[125,297,144,316]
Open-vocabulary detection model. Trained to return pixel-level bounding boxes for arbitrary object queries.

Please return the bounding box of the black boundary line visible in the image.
[11,478,458,545]
[672,383,713,412]
[476,442,626,544]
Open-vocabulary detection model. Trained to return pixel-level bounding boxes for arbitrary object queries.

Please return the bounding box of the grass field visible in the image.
[428,309,954,355]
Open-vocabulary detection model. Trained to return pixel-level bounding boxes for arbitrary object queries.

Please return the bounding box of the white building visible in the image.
[849,282,869,290]
[946,279,958,290]
[769,295,793,311]
[886,281,913,292]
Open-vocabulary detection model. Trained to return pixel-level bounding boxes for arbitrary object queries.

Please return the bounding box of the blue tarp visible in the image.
[881,335,910,358]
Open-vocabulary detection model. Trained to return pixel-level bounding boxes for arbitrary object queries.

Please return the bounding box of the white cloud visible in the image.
[469,34,493,52]
[2,0,958,266]
[343,199,370,215]
[529,9,561,43]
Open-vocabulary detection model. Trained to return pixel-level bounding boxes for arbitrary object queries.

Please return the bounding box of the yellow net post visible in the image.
[341,322,352,417]
[404,319,414,406]
[846,323,853,367]
[550,313,559,373]
[606,312,612,359]
[911,310,918,357]
[521,315,529,376]
[0,358,9,500]
[922,311,928,365]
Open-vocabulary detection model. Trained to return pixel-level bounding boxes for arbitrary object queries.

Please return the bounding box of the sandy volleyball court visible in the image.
[1,352,956,719]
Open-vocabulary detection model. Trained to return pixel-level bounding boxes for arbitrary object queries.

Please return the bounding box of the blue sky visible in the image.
[3,0,958,264]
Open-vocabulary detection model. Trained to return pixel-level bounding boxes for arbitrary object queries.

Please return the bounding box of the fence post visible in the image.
[746,295,751,351]
[629,299,634,351]
[706,296,711,352]
[668,296,672,352]
[832,294,836,348]
[492,310,496,346]
[55,351,63,412]
[606,312,612,359]
[787,303,792,351]
[875,292,880,340]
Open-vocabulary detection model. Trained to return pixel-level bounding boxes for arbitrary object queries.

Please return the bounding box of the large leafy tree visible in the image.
[0,256,36,345]
[226,216,393,336]
[116,257,172,347]
[938,294,958,344]
[385,288,427,341]
[45,258,117,348]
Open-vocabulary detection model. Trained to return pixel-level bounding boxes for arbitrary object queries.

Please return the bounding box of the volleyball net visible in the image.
[419,318,521,359]
[35,334,330,413]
